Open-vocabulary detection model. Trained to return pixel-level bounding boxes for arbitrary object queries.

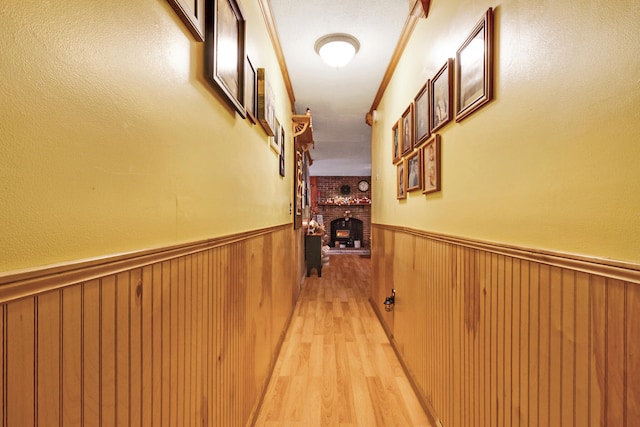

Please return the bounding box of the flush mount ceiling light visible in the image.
[314,33,360,68]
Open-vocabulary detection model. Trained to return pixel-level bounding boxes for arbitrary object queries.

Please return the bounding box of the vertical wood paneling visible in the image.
[129,268,142,426]
[519,260,530,426]
[160,260,171,427]
[503,256,513,427]
[151,263,163,427]
[371,225,640,427]
[561,270,576,427]
[6,297,35,427]
[0,227,296,427]
[538,264,551,426]
[62,286,82,426]
[37,291,61,426]
[626,282,640,421]
[101,275,117,426]
[115,271,130,426]
[141,265,153,427]
[0,305,3,427]
[606,279,626,426]
[591,275,606,426]
[83,279,101,427]
[528,262,540,427]
[574,272,590,427]
[511,258,521,427]
[169,258,179,427]
[549,267,562,423]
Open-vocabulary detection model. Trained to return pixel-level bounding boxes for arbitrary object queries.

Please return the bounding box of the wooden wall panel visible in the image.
[0,225,296,427]
[7,298,35,426]
[371,224,640,427]
[37,291,61,426]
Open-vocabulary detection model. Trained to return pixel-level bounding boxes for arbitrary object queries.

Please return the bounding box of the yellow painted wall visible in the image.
[372,0,640,263]
[0,0,293,272]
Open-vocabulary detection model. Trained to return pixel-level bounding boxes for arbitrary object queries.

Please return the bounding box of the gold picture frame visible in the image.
[257,68,276,136]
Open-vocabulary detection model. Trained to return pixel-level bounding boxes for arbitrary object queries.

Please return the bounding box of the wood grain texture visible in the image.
[255,254,434,427]
[0,226,297,427]
[371,224,640,427]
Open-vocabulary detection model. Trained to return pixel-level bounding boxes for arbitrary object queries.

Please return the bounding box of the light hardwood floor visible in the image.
[254,254,434,427]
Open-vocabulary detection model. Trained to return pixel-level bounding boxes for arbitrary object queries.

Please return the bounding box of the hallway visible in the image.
[254,254,434,426]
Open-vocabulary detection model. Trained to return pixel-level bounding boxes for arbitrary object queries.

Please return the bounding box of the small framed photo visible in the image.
[392,119,402,164]
[279,126,285,177]
[422,134,442,195]
[401,104,414,155]
[167,0,205,41]
[244,56,257,124]
[271,119,281,154]
[204,0,246,117]
[406,150,422,192]
[456,8,494,122]
[414,83,430,147]
[396,161,407,200]
[430,58,453,132]
[257,68,276,136]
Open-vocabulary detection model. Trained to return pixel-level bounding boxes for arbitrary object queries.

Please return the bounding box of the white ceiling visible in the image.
[269,0,411,176]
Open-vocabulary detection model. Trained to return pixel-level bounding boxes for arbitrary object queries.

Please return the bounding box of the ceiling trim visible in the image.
[257,0,296,109]
[366,0,431,125]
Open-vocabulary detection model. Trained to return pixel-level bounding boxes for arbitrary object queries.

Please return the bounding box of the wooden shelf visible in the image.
[292,114,314,151]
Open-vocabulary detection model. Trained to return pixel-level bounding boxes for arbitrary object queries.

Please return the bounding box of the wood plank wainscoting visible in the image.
[371,224,640,427]
[0,225,299,427]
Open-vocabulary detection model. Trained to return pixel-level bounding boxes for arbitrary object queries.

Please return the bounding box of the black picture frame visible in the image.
[279,126,285,177]
[245,55,257,123]
[167,0,205,41]
[205,0,246,117]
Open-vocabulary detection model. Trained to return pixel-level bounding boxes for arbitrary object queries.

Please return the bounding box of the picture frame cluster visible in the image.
[394,7,493,199]
[166,0,286,176]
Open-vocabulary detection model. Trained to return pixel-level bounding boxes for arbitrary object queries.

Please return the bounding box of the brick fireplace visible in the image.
[310,176,371,248]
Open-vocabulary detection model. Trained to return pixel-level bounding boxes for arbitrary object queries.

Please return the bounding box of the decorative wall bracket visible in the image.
[292,113,314,152]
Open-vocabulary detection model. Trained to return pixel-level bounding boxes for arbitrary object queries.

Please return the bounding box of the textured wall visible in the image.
[371,0,640,263]
[0,0,293,272]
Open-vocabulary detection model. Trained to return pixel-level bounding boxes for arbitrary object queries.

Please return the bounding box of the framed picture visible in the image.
[392,119,402,164]
[414,84,430,147]
[430,58,453,132]
[244,56,257,124]
[279,126,285,177]
[271,119,281,154]
[257,68,276,136]
[167,0,205,41]
[205,0,246,117]
[422,134,442,194]
[406,150,422,192]
[401,104,414,155]
[456,8,494,122]
[396,161,406,200]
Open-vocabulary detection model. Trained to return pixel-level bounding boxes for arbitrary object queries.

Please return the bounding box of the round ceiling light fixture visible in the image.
[314,33,360,68]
